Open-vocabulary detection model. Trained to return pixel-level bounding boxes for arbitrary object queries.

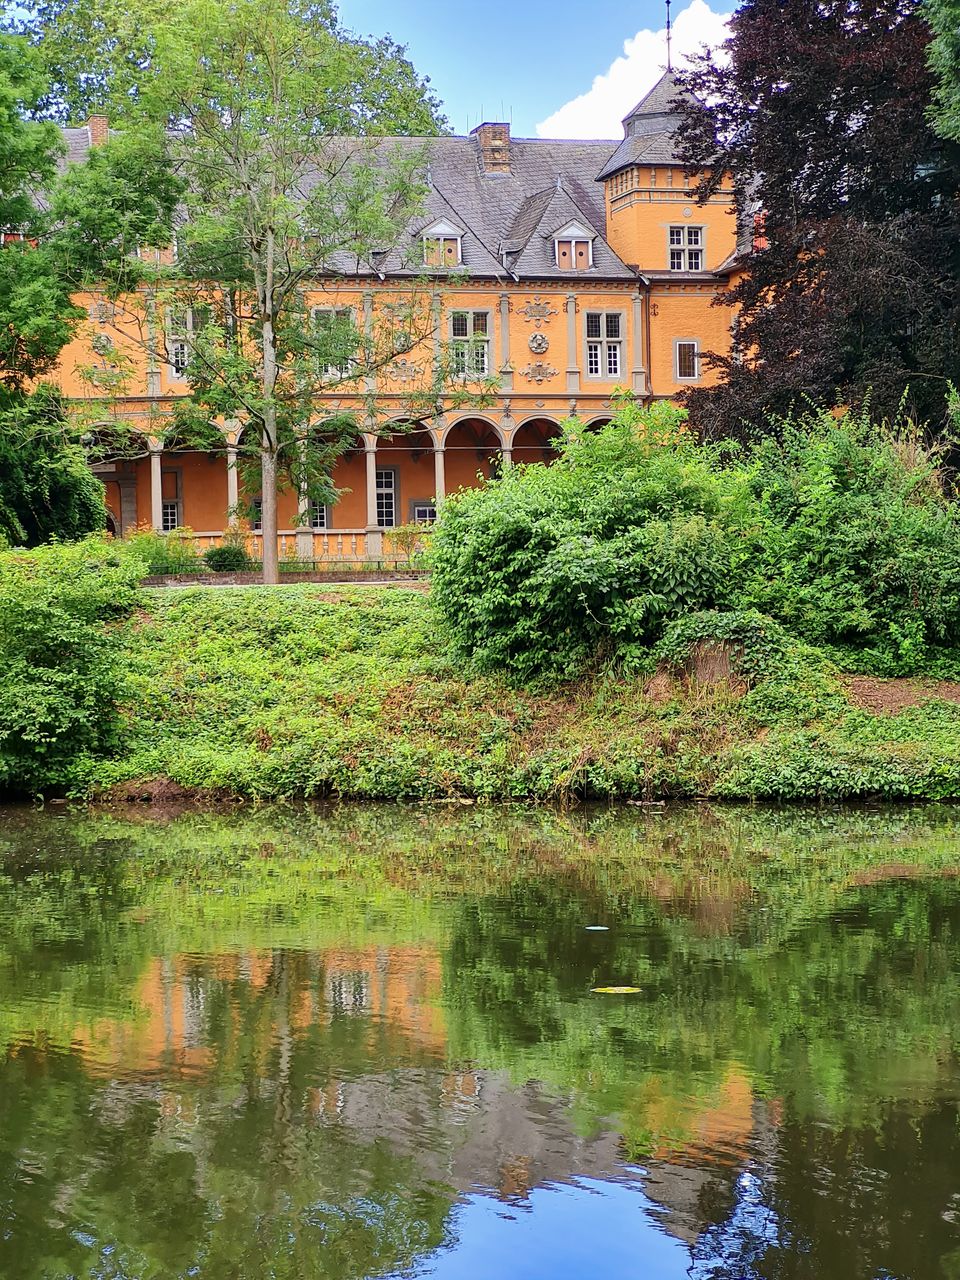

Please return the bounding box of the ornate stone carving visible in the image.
[519,361,558,385]
[528,332,549,354]
[387,359,421,384]
[517,296,558,329]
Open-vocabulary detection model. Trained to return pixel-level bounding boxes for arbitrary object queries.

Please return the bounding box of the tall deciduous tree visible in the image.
[45,0,469,582]
[675,0,960,438]
[9,0,446,132]
[927,0,960,139]
[0,32,106,544]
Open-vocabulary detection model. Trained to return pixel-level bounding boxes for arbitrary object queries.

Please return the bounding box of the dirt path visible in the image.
[844,674,960,713]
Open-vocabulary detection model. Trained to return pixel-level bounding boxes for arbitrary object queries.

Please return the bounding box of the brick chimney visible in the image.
[471,122,511,175]
[86,115,109,147]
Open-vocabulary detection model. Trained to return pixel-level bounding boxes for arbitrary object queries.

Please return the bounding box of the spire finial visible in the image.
[665,0,673,71]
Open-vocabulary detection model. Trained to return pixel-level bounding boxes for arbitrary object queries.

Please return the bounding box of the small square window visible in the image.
[586,313,602,339]
[161,500,180,533]
[451,312,469,339]
[605,314,620,339]
[687,227,702,246]
[669,227,684,246]
[251,497,263,531]
[412,503,436,524]
[309,501,327,530]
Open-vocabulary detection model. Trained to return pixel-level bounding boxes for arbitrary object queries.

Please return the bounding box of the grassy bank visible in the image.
[82,583,960,801]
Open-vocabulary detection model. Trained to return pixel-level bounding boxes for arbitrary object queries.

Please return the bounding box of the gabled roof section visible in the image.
[374,178,505,277]
[596,69,698,181]
[509,183,632,278]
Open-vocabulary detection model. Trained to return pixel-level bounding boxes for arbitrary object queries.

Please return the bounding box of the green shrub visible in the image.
[204,541,252,572]
[434,397,960,682]
[432,400,747,681]
[0,537,144,794]
[740,408,960,672]
[123,526,202,575]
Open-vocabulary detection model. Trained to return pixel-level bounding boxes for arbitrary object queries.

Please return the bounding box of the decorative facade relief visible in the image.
[386,359,422,384]
[527,332,549,354]
[517,296,558,329]
[518,362,558,385]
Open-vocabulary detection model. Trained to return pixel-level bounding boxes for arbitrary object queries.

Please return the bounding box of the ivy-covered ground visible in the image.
[84,584,960,802]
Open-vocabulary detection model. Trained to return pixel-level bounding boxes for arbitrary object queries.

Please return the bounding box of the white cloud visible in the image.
[536,0,732,139]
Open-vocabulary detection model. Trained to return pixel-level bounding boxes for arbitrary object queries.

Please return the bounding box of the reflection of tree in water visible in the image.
[3,807,960,1277]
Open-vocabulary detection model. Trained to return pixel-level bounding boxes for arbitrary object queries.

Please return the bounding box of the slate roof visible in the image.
[596,70,698,180]
[307,134,635,280]
[55,84,716,282]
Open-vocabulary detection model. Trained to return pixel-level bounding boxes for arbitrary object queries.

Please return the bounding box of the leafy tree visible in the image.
[927,0,960,142]
[0,31,106,544]
[10,0,446,131]
[47,0,475,582]
[674,0,960,437]
[0,30,82,390]
[0,387,107,545]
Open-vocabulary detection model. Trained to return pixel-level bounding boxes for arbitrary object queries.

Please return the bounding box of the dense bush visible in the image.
[433,400,960,680]
[431,401,746,681]
[0,538,144,794]
[204,541,252,572]
[122,525,202,575]
[739,409,960,671]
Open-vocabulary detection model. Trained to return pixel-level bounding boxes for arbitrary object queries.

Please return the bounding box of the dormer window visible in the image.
[553,221,595,271]
[421,219,463,267]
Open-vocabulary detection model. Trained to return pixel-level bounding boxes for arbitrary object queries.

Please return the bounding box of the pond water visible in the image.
[2,803,960,1279]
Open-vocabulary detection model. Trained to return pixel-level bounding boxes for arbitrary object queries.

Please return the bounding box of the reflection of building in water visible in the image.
[62,943,780,1255]
[67,944,448,1078]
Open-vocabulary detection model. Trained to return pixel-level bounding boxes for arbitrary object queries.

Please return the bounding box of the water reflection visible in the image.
[1,803,960,1278]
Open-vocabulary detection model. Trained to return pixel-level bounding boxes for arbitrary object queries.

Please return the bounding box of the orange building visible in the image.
[53,73,737,563]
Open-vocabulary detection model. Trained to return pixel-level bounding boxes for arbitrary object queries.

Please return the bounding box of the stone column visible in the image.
[498,292,513,391]
[565,293,580,393]
[433,436,446,502]
[226,445,239,517]
[149,447,163,531]
[362,291,375,393]
[499,404,515,470]
[631,292,648,395]
[364,435,383,558]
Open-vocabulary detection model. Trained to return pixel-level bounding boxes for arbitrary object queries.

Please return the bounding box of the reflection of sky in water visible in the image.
[403,1177,692,1280]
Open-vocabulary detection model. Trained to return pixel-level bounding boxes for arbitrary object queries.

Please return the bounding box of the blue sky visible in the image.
[337,0,732,139]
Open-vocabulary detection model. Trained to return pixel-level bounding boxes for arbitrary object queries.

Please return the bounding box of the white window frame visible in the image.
[668,225,705,272]
[421,218,463,268]
[166,305,209,378]
[675,338,701,382]
[161,499,182,532]
[410,501,437,524]
[310,306,354,380]
[553,220,596,272]
[584,311,624,381]
[308,500,330,530]
[450,310,490,378]
[376,467,398,529]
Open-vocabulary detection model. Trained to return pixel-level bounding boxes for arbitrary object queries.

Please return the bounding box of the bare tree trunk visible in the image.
[260,425,279,585]
[258,219,280,585]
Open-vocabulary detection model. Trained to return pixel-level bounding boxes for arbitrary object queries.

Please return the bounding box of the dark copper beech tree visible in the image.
[674,0,960,438]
